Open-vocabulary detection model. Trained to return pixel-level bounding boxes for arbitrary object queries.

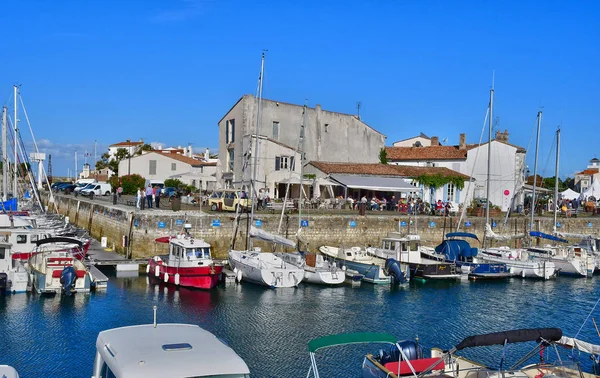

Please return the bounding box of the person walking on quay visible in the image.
[136,188,142,209]
[117,186,123,198]
[146,184,153,209]
[154,186,160,208]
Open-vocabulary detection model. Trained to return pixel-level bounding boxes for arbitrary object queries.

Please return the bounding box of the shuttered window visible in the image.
[149,160,157,175]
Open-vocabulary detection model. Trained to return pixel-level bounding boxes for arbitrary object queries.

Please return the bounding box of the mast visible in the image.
[298,102,307,230]
[248,52,265,250]
[2,107,7,201]
[13,85,18,199]
[75,151,78,180]
[485,86,494,227]
[553,127,560,234]
[530,111,542,231]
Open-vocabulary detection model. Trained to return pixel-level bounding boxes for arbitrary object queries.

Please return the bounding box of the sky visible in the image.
[0,0,598,179]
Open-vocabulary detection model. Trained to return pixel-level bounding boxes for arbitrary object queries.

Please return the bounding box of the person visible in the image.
[436,200,443,215]
[117,186,123,198]
[258,189,265,210]
[265,189,271,205]
[146,184,153,209]
[136,188,142,209]
[380,197,387,211]
[444,201,451,217]
[155,186,161,208]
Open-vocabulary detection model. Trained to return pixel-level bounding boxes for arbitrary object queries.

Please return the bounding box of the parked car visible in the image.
[207,189,252,212]
[80,183,112,197]
[59,184,78,194]
[52,182,72,192]
[162,187,178,199]
[74,183,95,194]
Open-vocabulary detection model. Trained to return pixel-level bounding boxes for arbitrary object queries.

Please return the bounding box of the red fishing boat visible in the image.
[147,234,223,290]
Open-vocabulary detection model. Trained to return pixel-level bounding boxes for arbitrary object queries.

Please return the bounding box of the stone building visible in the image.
[217,95,386,193]
[386,130,526,211]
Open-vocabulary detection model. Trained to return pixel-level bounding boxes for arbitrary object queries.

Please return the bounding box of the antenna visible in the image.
[357,101,361,119]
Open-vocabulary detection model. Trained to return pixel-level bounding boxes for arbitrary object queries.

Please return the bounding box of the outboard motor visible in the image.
[60,266,77,296]
[0,273,7,292]
[384,258,410,285]
[378,340,424,365]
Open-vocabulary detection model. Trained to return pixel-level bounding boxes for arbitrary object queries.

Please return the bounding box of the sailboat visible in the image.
[274,103,345,285]
[227,53,304,289]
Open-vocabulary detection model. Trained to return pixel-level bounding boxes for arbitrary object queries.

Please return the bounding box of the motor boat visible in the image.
[0,241,29,293]
[28,250,90,295]
[148,233,223,290]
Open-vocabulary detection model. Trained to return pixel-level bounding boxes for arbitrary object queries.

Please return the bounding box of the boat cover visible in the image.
[446,232,479,240]
[455,328,562,351]
[249,226,296,248]
[435,240,478,260]
[558,336,600,355]
[308,333,396,353]
[35,237,83,247]
[530,232,568,243]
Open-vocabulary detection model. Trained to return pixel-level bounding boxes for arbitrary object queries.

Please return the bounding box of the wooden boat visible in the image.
[148,234,223,290]
[92,308,250,378]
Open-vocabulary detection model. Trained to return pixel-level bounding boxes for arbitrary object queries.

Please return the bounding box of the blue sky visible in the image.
[1,0,598,179]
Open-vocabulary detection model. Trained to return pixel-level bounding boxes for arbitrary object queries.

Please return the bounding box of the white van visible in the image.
[81,183,112,197]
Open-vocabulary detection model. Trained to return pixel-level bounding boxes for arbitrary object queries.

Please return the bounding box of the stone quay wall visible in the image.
[43,194,600,260]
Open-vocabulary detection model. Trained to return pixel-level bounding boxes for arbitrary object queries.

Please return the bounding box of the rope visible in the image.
[574,295,600,339]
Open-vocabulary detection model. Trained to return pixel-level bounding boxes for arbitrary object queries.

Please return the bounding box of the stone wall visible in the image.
[44,194,600,260]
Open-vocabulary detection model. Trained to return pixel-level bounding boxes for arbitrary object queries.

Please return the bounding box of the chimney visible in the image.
[188,144,193,157]
[459,133,466,150]
[204,148,210,161]
[503,130,509,143]
[430,136,439,146]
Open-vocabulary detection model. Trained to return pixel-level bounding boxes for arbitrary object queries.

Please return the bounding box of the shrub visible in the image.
[115,174,146,195]
[164,178,185,189]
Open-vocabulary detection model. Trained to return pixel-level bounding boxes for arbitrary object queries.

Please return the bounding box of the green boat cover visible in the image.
[308,333,396,353]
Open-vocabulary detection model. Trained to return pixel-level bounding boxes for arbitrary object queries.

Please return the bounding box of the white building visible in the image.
[574,158,600,193]
[108,140,144,160]
[217,95,386,190]
[386,131,526,211]
[118,151,217,192]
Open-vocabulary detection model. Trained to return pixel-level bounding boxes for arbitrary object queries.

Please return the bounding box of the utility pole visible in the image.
[356,101,361,120]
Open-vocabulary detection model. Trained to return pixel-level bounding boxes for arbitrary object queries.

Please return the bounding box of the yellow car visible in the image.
[208,189,253,212]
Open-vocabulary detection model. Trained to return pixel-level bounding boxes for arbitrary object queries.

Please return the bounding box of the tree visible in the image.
[95,152,111,170]
[379,147,388,164]
[106,148,129,176]
[111,174,146,195]
[164,178,185,189]
[135,143,153,156]
[563,177,575,190]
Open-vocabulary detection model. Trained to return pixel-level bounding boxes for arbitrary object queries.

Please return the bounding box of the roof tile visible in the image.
[308,161,470,180]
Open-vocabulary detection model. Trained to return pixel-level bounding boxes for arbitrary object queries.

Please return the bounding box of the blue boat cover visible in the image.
[0,198,18,212]
[446,232,479,241]
[435,239,478,260]
[530,231,568,243]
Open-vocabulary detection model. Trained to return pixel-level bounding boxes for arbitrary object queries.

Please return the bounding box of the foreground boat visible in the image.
[319,246,391,284]
[0,241,29,293]
[0,365,19,378]
[308,328,596,378]
[148,234,223,290]
[92,308,250,378]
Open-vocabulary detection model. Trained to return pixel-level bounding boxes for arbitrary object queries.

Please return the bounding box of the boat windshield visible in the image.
[187,247,211,259]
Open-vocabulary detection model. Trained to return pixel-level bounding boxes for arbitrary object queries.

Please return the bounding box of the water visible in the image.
[1,273,600,377]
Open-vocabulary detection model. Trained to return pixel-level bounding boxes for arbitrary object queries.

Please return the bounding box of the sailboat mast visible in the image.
[553,128,560,233]
[13,85,18,199]
[2,107,7,202]
[530,111,542,231]
[248,52,265,250]
[298,103,307,230]
[485,87,494,226]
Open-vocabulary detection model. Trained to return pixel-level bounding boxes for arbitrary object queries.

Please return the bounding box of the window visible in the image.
[31,235,38,242]
[447,183,455,202]
[171,163,176,171]
[275,156,294,171]
[325,123,329,132]
[272,121,280,140]
[16,235,27,244]
[191,179,196,187]
[228,149,235,172]
[0,248,4,259]
[149,160,157,175]
[226,119,235,144]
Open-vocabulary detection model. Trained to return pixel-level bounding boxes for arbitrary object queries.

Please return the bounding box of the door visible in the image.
[224,192,234,208]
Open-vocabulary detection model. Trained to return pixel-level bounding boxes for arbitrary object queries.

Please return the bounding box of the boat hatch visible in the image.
[162,343,193,351]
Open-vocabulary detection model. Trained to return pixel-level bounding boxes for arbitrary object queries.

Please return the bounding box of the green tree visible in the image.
[95,152,111,170]
[563,177,575,190]
[542,176,567,191]
[135,143,153,156]
[111,174,146,195]
[164,178,185,189]
[379,147,388,164]
[106,148,129,176]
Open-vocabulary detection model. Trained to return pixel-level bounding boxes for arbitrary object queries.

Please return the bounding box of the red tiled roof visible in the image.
[576,168,599,175]
[149,152,216,167]
[308,161,470,180]
[110,141,143,147]
[386,146,468,161]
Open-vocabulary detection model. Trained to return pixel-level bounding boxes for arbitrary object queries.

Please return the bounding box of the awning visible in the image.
[330,174,417,192]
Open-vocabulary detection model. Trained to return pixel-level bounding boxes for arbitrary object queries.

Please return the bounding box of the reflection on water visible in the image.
[0,271,599,377]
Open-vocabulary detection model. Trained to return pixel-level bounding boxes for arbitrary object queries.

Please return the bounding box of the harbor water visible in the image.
[1,272,600,377]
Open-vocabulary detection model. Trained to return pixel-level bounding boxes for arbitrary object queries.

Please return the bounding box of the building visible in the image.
[391,132,435,147]
[78,163,112,181]
[108,140,144,160]
[118,151,217,192]
[385,130,526,211]
[304,161,471,202]
[574,158,600,193]
[217,95,386,192]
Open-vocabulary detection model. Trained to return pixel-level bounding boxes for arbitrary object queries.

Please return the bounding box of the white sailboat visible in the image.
[227,53,304,288]
[478,100,555,279]
[274,103,344,285]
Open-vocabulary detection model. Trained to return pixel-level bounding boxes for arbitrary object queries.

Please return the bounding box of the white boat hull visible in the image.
[550,257,587,277]
[479,252,556,279]
[228,250,304,288]
[303,266,345,285]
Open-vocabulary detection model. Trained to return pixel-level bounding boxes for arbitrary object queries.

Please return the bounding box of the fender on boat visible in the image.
[155,265,160,277]
[174,273,180,285]
[384,258,409,285]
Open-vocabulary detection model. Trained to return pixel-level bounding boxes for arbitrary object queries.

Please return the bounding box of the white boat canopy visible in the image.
[330,174,417,192]
[558,336,600,355]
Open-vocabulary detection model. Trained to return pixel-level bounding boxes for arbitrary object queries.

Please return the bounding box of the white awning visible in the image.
[330,174,417,192]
